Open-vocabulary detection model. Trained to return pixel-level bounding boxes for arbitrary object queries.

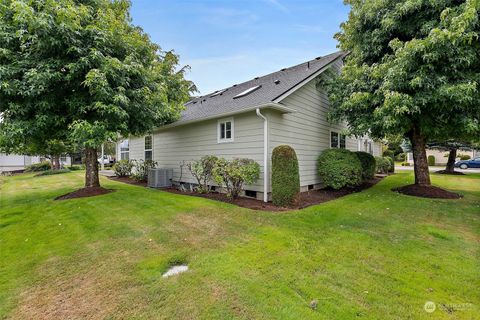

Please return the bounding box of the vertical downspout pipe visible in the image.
[256,108,268,202]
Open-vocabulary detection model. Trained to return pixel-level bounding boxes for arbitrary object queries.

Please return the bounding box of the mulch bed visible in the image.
[163,177,383,212]
[392,184,462,199]
[107,176,147,187]
[55,187,114,200]
[435,170,465,175]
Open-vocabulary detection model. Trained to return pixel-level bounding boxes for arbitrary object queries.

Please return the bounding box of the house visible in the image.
[406,148,479,166]
[0,153,71,173]
[118,51,382,201]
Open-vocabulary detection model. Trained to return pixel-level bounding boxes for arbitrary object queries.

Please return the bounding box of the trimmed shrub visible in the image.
[35,169,70,176]
[317,149,362,189]
[375,156,390,174]
[68,165,83,171]
[401,162,410,166]
[187,155,218,193]
[459,154,471,160]
[113,159,133,177]
[132,160,157,182]
[355,151,376,181]
[428,155,436,166]
[385,156,395,173]
[213,158,260,199]
[25,161,51,172]
[272,145,300,207]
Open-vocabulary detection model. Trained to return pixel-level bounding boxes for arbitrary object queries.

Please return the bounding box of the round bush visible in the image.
[375,156,390,173]
[355,151,376,181]
[272,145,300,207]
[428,155,436,166]
[317,149,362,189]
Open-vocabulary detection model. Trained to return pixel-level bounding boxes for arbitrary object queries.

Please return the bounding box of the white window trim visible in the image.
[120,139,129,160]
[217,117,234,143]
[144,135,153,160]
[329,130,346,149]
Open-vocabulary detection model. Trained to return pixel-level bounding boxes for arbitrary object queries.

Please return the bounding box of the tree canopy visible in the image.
[0,0,194,187]
[321,0,480,185]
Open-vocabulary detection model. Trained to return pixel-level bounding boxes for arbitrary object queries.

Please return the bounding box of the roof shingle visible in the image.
[177,51,345,124]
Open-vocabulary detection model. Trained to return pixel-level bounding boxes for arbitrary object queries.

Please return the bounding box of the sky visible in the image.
[130,0,350,95]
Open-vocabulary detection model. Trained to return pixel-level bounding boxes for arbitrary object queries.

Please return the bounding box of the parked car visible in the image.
[455,157,480,169]
[98,155,115,165]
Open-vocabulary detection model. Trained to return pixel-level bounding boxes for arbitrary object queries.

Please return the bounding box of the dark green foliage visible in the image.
[355,152,376,181]
[0,0,194,187]
[317,149,362,189]
[385,156,395,173]
[428,155,436,166]
[375,157,391,174]
[320,0,480,185]
[24,161,51,172]
[35,169,71,177]
[272,145,300,207]
[68,165,84,171]
[113,160,133,177]
[383,150,394,159]
[459,154,471,160]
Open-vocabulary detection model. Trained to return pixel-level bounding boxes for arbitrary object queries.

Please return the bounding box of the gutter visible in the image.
[256,108,269,203]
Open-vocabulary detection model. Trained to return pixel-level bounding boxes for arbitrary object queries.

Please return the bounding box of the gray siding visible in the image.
[270,73,382,188]
[125,112,266,192]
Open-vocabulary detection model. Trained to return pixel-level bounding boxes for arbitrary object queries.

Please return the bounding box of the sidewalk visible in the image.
[395,166,480,174]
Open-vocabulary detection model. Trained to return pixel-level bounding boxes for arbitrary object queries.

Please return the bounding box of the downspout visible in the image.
[256,108,268,202]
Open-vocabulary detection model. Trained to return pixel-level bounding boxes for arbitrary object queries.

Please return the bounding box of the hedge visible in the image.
[355,151,376,181]
[317,149,362,189]
[272,145,300,207]
[428,155,436,166]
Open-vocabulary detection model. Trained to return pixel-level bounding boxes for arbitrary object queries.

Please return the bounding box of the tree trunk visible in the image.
[445,149,457,173]
[408,125,431,185]
[52,155,61,170]
[85,147,100,188]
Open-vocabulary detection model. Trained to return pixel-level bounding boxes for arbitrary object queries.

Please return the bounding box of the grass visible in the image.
[0,171,479,319]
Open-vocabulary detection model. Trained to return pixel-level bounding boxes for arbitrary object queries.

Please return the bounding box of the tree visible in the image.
[0,0,193,189]
[321,0,480,186]
[428,140,479,173]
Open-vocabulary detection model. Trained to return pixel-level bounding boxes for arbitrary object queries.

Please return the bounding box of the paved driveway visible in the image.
[395,166,480,174]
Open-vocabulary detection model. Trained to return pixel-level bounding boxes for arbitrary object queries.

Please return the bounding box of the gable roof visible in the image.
[171,51,346,127]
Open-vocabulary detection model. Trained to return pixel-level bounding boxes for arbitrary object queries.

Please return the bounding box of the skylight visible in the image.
[233,85,262,99]
[210,89,226,97]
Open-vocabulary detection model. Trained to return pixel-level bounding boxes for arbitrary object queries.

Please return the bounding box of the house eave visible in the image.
[154,103,296,132]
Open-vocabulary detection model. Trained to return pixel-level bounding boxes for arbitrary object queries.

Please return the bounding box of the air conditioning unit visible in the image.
[148,168,173,188]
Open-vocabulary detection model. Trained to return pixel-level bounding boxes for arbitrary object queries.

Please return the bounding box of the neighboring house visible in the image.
[119,51,382,201]
[406,149,479,166]
[0,154,71,173]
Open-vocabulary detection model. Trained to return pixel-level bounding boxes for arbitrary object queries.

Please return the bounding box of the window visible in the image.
[120,139,129,160]
[218,118,234,143]
[144,135,153,160]
[330,131,346,149]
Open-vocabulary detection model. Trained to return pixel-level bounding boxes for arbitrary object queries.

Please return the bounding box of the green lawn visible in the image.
[1,171,479,319]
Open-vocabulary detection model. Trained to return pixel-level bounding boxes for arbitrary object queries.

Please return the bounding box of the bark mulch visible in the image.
[107,176,147,187]
[392,184,462,199]
[55,187,113,200]
[435,170,465,175]
[163,177,383,212]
